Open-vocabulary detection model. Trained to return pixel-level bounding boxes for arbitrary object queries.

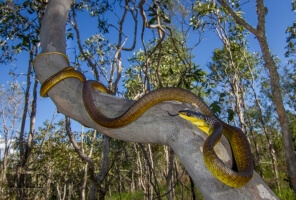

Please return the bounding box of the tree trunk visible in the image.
[217,0,296,192]
[139,144,160,199]
[81,163,88,200]
[134,144,146,193]
[97,135,109,199]
[247,64,280,189]
[257,32,292,191]
[33,0,279,199]
[164,146,175,200]
[46,165,52,200]
[17,50,37,199]
[190,176,196,200]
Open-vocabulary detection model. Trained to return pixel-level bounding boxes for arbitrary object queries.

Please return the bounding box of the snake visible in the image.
[178,110,253,188]
[39,65,253,187]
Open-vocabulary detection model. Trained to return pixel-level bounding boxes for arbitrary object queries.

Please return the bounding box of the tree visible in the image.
[32,0,278,199]
[125,34,205,199]
[0,1,44,198]
[215,0,296,192]
[0,82,24,198]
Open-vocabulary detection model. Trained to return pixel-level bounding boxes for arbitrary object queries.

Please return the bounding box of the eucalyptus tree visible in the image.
[68,1,140,198]
[213,0,296,192]
[0,1,45,199]
[125,35,206,199]
[190,0,295,193]
[125,37,205,95]
[209,44,282,189]
[32,120,87,199]
[285,1,296,113]
[32,0,278,199]
[0,82,24,198]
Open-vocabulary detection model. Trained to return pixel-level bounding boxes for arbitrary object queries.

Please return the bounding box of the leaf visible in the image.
[227,109,235,121]
[67,33,74,40]
[219,92,226,101]
[210,101,221,114]
[148,17,156,25]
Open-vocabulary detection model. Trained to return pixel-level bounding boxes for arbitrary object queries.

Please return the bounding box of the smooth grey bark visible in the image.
[33,0,279,199]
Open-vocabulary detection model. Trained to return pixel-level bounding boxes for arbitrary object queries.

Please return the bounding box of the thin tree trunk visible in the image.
[164,146,175,200]
[71,7,111,198]
[46,165,52,200]
[97,135,109,199]
[81,162,88,200]
[1,126,10,189]
[190,176,196,200]
[134,143,146,193]
[214,15,248,134]
[256,35,285,192]
[241,99,263,176]
[68,184,72,200]
[139,144,161,199]
[23,76,38,166]
[244,54,281,189]
[18,58,32,199]
[18,50,37,199]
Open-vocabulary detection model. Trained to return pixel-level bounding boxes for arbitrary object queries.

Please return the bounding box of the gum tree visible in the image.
[32,0,278,199]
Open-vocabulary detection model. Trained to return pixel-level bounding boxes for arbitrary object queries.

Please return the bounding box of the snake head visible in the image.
[178,110,212,134]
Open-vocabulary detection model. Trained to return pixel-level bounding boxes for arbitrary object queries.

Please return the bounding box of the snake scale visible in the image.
[39,64,253,187]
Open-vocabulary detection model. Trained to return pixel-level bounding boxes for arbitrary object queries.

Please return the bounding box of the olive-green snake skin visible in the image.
[178,110,253,187]
[39,65,253,187]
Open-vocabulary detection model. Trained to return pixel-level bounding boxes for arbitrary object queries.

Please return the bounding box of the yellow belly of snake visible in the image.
[40,66,253,187]
[178,110,253,188]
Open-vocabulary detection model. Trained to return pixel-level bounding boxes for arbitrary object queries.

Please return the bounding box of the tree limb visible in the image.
[217,0,259,36]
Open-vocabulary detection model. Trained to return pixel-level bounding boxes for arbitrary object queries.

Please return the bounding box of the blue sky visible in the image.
[0,0,294,131]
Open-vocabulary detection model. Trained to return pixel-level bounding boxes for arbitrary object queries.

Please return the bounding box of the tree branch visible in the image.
[217,0,259,36]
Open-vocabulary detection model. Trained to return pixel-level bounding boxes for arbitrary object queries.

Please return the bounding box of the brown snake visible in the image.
[39,66,253,187]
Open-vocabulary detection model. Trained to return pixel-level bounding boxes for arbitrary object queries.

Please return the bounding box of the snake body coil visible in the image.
[178,110,253,188]
[83,80,212,128]
[39,65,253,188]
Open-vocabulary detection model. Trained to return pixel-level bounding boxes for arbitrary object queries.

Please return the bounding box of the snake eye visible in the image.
[186,112,192,117]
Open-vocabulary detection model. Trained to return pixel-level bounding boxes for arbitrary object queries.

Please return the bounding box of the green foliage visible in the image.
[275,187,296,200]
[281,66,296,111]
[285,21,296,64]
[147,1,172,25]
[209,101,221,115]
[124,37,206,98]
[75,33,116,78]
[190,0,245,31]
[0,0,42,64]
[285,2,296,67]
[82,34,114,61]
[73,0,112,33]
[292,0,296,12]
[289,113,296,150]
[105,190,145,200]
